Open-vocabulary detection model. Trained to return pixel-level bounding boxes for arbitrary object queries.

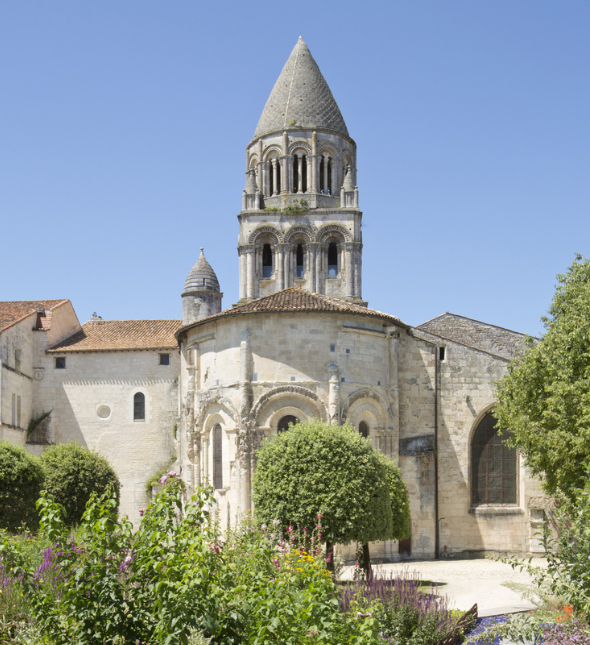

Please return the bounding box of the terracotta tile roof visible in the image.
[178,287,407,336]
[47,319,182,353]
[0,300,69,333]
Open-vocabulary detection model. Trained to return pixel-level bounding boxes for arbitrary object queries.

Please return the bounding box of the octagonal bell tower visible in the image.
[237,37,365,306]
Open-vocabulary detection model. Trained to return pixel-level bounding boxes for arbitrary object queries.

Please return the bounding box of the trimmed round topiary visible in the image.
[253,419,410,552]
[40,443,120,526]
[0,440,45,532]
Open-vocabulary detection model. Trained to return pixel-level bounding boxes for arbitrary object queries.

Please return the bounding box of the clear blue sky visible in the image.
[2,1,589,337]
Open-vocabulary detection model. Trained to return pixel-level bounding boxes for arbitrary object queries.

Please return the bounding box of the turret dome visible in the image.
[183,248,220,293]
[254,37,348,139]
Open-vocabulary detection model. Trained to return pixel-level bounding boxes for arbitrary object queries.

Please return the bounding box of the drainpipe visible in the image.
[434,350,439,559]
[408,328,440,559]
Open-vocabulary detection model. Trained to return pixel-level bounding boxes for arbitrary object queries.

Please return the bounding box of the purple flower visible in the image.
[160,475,168,484]
[139,508,144,517]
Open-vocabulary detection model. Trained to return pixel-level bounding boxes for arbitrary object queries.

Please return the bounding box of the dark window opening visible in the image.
[277,161,281,193]
[292,156,298,193]
[359,421,369,438]
[327,158,332,194]
[439,347,446,361]
[319,157,325,192]
[268,161,274,197]
[327,242,338,277]
[55,357,66,369]
[262,243,273,278]
[278,415,298,433]
[159,354,170,365]
[296,244,304,278]
[302,155,307,193]
[329,343,335,352]
[471,411,517,506]
[134,392,145,421]
[213,424,223,489]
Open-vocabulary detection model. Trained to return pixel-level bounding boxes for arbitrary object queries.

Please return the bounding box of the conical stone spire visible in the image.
[184,248,220,293]
[182,248,223,325]
[254,36,348,138]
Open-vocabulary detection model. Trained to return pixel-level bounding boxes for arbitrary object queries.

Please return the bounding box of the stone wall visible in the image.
[36,349,180,524]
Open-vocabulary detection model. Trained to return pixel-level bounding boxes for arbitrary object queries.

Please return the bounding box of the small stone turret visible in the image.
[182,248,222,325]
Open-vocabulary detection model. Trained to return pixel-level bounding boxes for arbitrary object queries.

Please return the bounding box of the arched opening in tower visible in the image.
[327,242,338,278]
[262,243,273,278]
[296,243,304,278]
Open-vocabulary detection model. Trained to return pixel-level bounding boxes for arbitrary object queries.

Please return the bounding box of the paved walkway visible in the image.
[341,557,547,617]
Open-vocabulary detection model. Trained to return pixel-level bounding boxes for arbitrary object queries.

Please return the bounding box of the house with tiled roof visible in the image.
[0,299,79,449]
[3,38,548,558]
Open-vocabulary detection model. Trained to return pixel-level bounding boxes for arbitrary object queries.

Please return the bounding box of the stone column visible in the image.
[355,245,363,299]
[238,248,246,300]
[297,155,303,194]
[238,331,253,512]
[277,245,284,290]
[283,244,291,288]
[202,434,209,485]
[386,327,400,462]
[344,242,354,299]
[311,132,318,193]
[316,244,324,293]
[246,245,255,300]
[328,363,340,424]
[323,155,329,194]
[331,157,338,195]
[272,160,279,195]
[309,243,316,292]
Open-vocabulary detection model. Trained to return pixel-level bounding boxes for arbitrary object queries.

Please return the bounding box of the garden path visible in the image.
[340,557,547,617]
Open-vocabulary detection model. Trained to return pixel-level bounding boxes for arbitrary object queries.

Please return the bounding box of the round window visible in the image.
[97,405,111,419]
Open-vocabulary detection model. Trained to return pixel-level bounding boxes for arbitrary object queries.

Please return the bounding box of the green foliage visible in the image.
[284,199,309,214]
[145,457,177,495]
[214,515,379,644]
[495,254,590,499]
[379,454,411,540]
[253,419,409,547]
[39,443,120,526]
[262,206,280,211]
[0,441,44,532]
[1,479,378,644]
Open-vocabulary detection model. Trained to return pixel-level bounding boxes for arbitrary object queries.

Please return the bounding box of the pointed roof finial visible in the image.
[184,249,220,293]
[254,38,348,138]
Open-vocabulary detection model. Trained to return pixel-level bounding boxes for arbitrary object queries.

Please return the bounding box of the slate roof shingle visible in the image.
[48,319,182,353]
[0,300,69,333]
[254,37,349,138]
[177,287,407,337]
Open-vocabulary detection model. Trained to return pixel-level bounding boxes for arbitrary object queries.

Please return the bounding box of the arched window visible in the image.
[278,415,298,433]
[133,392,145,421]
[262,243,273,278]
[319,156,332,195]
[359,421,369,438]
[327,242,338,278]
[268,160,274,197]
[296,244,304,278]
[213,423,223,490]
[471,411,517,506]
[301,155,307,193]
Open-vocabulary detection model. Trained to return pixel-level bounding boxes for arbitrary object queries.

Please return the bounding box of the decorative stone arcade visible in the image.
[237,37,365,306]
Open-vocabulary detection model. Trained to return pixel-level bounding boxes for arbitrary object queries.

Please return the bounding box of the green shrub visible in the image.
[40,443,120,526]
[1,478,377,644]
[0,441,44,532]
[253,420,409,558]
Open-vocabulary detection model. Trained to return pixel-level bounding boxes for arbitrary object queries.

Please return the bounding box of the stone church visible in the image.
[0,38,547,560]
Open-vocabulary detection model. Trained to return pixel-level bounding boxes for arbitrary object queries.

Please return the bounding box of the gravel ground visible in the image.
[340,557,547,617]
